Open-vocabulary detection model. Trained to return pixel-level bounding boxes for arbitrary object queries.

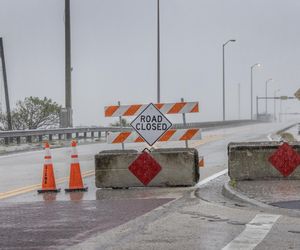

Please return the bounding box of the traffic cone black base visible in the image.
[37,188,61,194]
[65,187,88,192]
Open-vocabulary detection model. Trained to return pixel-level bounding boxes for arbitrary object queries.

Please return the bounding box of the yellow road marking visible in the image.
[189,134,224,148]
[0,170,95,200]
[152,134,224,149]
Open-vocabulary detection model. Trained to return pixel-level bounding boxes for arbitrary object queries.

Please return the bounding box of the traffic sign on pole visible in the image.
[130,103,172,146]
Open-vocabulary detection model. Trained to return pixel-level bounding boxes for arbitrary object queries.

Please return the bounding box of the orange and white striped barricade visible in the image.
[99,101,203,188]
[105,101,199,117]
[107,128,202,144]
[105,100,200,148]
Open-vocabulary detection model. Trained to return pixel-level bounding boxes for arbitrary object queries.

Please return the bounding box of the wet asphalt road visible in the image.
[0,199,173,249]
[1,121,300,249]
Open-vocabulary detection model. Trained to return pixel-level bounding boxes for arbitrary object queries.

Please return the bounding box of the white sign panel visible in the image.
[130,103,172,146]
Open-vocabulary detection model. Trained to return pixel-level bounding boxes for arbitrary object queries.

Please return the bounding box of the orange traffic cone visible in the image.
[37,142,60,193]
[65,140,88,192]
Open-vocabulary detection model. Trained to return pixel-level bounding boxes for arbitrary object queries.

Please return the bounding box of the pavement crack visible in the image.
[227,220,246,226]
[179,211,229,222]
[288,230,300,234]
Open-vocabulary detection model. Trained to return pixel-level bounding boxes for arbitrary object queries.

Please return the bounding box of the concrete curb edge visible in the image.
[222,181,272,209]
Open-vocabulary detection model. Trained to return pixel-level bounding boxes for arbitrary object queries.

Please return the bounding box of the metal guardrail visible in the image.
[171,119,258,130]
[0,120,257,145]
[0,126,123,138]
[0,126,125,145]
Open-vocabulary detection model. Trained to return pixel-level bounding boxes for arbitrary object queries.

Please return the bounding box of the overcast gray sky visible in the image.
[0,0,299,126]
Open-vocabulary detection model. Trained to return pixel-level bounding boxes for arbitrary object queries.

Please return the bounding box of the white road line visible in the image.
[222,213,281,250]
[196,169,228,187]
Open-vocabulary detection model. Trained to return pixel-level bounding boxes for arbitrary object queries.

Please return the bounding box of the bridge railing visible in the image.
[0,126,124,145]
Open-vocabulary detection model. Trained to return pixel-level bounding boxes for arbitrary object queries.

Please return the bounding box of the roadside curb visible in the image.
[222,181,272,209]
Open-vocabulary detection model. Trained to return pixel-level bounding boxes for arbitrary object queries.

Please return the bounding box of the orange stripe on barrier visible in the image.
[123,105,142,116]
[191,103,199,113]
[180,129,199,140]
[134,136,144,143]
[167,102,186,114]
[112,132,131,143]
[105,106,119,117]
[155,103,164,110]
[199,158,204,167]
[159,130,176,141]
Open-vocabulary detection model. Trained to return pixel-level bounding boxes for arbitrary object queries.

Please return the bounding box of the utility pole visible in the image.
[238,83,240,119]
[0,37,12,130]
[157,0,160,103]
[279,99,282,122]
[222,44,225,120]
[265,78,273,114]
[274,89,280,121]
[274,91,276,121]
[65,0,72,127]
[256,96,259,119]
[250,63,261,120]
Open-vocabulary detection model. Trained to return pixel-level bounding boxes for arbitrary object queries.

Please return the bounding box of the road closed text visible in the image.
[135,115,169,131]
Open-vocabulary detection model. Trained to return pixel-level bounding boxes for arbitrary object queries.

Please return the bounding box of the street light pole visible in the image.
[222,39,236,121]
[274,89,280,121]
[265,78,273,114]
[238,83,241,119]
[65,0,72,127]
[0,37,12,131]
[250,63,261,120]
[157,0,160,103]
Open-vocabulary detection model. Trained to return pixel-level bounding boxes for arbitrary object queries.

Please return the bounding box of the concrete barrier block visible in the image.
[95,148,199,188]
[228,142,300,180]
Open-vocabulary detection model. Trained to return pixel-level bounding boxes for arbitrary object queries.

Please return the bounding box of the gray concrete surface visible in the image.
[68,175,300,250]
[225,179,300,207]
[228,141,300,180]
[95,148,199,188]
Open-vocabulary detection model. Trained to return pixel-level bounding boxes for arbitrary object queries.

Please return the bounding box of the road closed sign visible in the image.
[130,103,172,146]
